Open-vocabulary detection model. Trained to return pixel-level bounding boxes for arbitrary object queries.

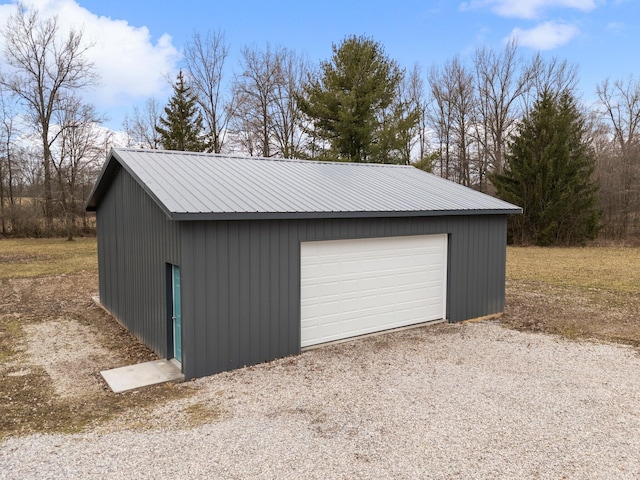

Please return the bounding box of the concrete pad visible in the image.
[101,359,184,393]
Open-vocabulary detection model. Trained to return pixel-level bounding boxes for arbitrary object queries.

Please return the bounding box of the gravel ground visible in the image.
[2,321,640,479]
[22,319,118,399]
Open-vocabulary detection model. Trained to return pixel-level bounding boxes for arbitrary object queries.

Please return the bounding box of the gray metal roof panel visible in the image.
[87,148,522,218]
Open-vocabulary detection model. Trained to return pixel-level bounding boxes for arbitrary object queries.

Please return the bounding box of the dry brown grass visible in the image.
[0,237,98,279]
[183,401,223,427]
[507,246,640,294]
[503,246,640,347]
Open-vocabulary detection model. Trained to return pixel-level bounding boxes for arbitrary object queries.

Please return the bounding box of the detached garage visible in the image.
[86,148,521,379]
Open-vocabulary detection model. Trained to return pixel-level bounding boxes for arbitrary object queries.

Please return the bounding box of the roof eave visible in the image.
[169,208,522,221]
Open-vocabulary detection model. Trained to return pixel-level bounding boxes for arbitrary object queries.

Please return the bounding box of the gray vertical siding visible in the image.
[180,220,297,378]
[179,215,507,379]
[96,167,180,357]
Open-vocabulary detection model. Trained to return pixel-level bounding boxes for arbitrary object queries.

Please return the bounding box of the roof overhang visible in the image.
[168,208,522,221]
[86,149,173,218]
[86,151,120,212]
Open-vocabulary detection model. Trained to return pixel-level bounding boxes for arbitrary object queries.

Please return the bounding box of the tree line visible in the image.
[0,5,638,243]
[0,6,107,239]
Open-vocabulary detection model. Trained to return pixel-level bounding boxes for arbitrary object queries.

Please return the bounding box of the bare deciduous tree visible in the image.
[427,64,455,179]
[449,58,477,186]
[525,54,578,109]
[270,49,309,158]
[406,65,431,164]
[596,76,640,238]
[123,98,162,149]
[52,95,107,240]
[427,57,477,186]
[1,4,98,233]
[183,30,236,153]
[0,87,20,234]
[233,44,280,157]
[233,45,308,158]
[473,39,531,179]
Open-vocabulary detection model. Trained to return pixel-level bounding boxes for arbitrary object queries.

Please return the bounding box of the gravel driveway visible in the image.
[2,321,640,479]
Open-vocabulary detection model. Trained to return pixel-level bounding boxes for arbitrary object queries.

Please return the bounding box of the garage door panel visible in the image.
[301,234,447,347]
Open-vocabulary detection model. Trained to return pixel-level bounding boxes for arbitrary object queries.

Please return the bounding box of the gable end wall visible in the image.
[96,167,180,357]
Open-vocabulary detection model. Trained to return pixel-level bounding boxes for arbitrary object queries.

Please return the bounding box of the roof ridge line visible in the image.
[110,147,412,169]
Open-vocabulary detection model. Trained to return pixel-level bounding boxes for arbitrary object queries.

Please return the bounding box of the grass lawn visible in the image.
[507,246,640,294]
[503,245,640,346]
[0,237,98,279]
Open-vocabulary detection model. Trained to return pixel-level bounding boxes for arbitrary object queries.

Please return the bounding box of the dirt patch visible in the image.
[502,279,640,346]
[0,252,51,264]
[183,401,224,427]
[502,245,640,347]
[0,270,191,439]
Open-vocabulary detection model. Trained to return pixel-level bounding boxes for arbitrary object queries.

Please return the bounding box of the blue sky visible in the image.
[0,0,637,130]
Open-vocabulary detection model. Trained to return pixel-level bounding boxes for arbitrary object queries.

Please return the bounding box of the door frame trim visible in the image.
[166,263,182,365]
[165,263,174,359]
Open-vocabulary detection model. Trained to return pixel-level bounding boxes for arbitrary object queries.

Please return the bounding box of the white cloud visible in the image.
[508,21,580,50]
[0,0,181,110]
[606,21,624,33]
[460,0,599,19]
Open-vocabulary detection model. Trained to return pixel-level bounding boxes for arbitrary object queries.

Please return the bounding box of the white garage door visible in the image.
[300,234,447,347]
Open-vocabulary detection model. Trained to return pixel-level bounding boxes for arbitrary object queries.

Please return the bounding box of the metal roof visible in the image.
[86,148,522,220]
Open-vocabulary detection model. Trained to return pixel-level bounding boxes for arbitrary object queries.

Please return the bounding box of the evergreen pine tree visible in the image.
[491,90,601,245]
[156,71,207,151]
[298,35,417,163]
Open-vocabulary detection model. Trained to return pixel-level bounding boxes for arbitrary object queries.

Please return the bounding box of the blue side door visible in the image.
[172,265,182,363]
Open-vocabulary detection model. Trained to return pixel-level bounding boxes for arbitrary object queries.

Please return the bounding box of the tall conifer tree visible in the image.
[491,90,601,245]
[298,35,416,163]
[156,71,207,151]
